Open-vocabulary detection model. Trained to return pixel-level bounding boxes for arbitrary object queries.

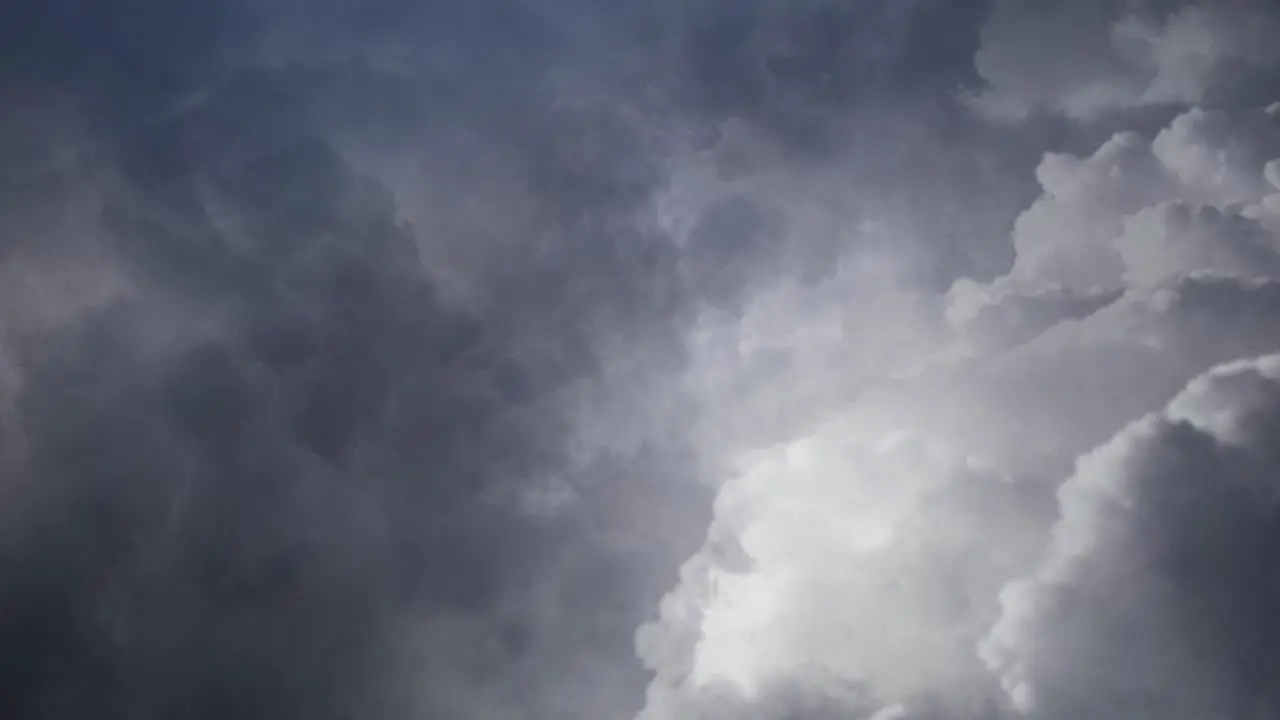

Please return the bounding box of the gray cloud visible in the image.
[973,0,1280,119]
[6,1,1280,719]
[0,46,708,716]
[982,354,1280,719]
[4,2,987,717]
[639,38,1280,720]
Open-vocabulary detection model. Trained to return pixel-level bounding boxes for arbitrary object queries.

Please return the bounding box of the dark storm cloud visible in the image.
[0,94,725,715]
[670,0,991,132]
[661,0,1058,287]
[0,125,531,718]
[20,1,1275,720]
[0,5,700,717]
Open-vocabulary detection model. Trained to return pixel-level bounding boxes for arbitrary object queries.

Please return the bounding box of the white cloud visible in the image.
[1152,106,1280,204]
[987,104,1280,294]
[636,418,1048,717]
[1004,131,1171,291]
[640,97,1280,717]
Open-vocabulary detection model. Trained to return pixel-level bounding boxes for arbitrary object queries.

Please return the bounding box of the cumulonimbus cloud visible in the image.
[637,87,1280,720]
[4,2,1280,719]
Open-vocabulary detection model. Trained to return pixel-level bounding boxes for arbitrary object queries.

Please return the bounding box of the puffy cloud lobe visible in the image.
[1003,131,1172,291]
[637,421,1049,718]
[954,103,1280,323]
[982,355,1280,718]
[925,104,1280,475]
[1152,105,1280,204]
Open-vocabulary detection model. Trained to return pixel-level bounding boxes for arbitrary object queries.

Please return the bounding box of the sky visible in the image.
[2,1,1280,718]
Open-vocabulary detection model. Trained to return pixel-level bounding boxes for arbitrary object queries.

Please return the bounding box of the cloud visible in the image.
[1116,201,1280,285]
[971,103,1279,296]
[0,77,709,717]
[636,426,1046,719]
[981,354,1280,718]
[0,131,500,719]
[638,76,1280,720]
[919,102,1280,473]
[6,1,1280,719]
[973,0,1280,119]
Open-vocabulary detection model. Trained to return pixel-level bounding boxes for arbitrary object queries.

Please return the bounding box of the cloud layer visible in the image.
[3,1,1280,719]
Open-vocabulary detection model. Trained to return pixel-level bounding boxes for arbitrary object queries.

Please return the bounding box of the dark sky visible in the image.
[2,2,1280,719]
